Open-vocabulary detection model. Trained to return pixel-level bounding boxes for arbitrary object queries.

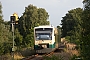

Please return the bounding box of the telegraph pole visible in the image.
[12,21,15,60]
[10,13,19,60]
[10,16,15,60]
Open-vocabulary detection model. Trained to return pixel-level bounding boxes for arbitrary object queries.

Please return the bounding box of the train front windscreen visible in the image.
[35,28,52,40]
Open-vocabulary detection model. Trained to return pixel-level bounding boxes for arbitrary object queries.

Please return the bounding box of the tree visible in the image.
[18,4,50,47]
[0,22,12,55]
[0,2,3,24]
[0,2,12,55]
[37,8,49,25]
[14,28,23,51]
[57,26,61,43]
[61,8,83,44]
[80,0,90,59]
[24,30,34,48]
[0,2,4,55]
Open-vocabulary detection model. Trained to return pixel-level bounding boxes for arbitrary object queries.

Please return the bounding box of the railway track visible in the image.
[22,48,64,60]
[22,43,78,60]
[22,53,53,60]
[22,43,65,60]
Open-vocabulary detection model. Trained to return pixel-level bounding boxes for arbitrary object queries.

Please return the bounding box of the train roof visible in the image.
[34,25,54,29]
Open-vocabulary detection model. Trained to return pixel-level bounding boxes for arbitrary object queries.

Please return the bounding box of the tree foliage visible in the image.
[0,3,49,55]
[14,28,23,50]
[0,22,12,55]
[0,2,12,55]
[17,4,50,48]
[61,8,83,44]
[80,0,90,59]
[0,2,3,23]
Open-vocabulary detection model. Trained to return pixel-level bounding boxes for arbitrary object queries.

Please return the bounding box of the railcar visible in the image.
[34,25,60,53]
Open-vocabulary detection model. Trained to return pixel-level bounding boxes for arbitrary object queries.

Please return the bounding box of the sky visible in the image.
[1,0,83,27]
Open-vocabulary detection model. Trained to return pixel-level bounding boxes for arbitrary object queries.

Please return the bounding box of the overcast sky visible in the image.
[1,0,83,26]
